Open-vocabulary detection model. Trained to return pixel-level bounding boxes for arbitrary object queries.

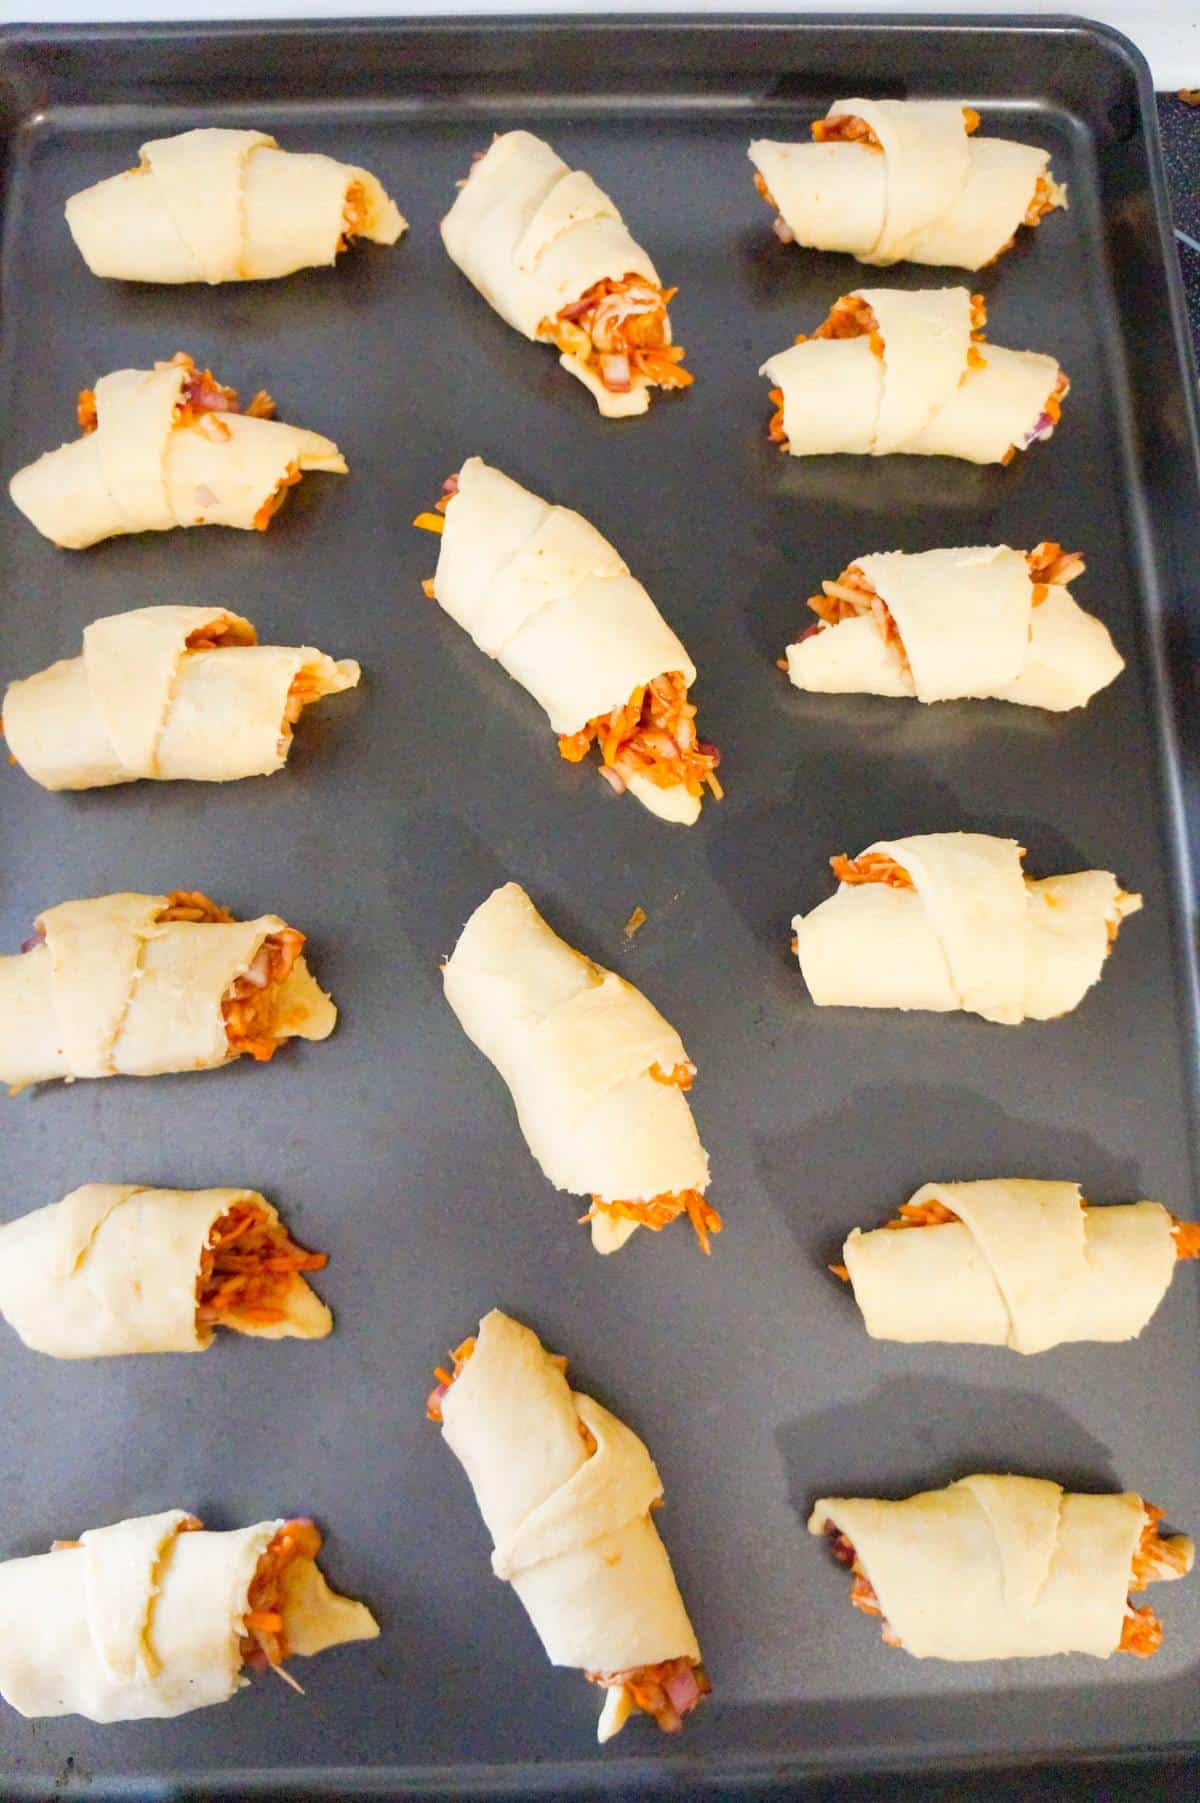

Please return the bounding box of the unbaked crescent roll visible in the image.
[416,458,721,825]
[441,130,692,416]
[786,543,1122,711]
[0,1510,377,1721]
[835,1180,1200,1351]
[750,101,1065,270]
[429,1310,708,1740]
[762,288,1066,463]
[4,604,359,790]
[0,1184,333,1357]
[793,833,1141,1024]
[9,352,346,549]
[66,127,405,284]
[810,1475,1193,1660]
[443,883,717,1255]
[0,889,336,1090]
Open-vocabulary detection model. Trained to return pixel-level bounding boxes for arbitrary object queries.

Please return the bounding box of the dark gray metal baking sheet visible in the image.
[1,15,1198,1798]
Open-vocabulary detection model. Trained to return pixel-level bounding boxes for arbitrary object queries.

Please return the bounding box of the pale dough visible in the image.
[0,1184,331,1357]
[66,127,405,283]
[0,1510,377,1721]
[5,604,359,789]
[750,100,1061,270]
[441,1311,699,1738]
[793,833,1141,1023]
[442,883,709,1251]
[9,359,346,548]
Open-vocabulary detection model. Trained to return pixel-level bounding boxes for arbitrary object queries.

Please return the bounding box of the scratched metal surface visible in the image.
[0,17,1198,1798]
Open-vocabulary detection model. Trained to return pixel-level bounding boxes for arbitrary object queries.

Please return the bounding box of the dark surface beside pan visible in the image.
[0,17,1198,1797]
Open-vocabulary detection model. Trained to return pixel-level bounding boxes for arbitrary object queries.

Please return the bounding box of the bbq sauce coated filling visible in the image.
[790,542,1087,672]
[822,1506,1192,1656]
[425,1341,711,1733]
[240,1518,323,1680]
[536,275,693,401]
[195,1198,327,1334]
[155,890,306,1062]
[416,476,723,810]
[76,354,300,531]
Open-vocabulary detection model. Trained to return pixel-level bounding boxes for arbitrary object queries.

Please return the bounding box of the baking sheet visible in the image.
[1,15,1199,1796]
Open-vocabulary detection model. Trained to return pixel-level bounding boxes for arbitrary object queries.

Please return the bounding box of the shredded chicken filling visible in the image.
[581,1191,723,1257]
[587,1655,712,1733]
[154,890,305,1062]
[195,1198,327,1331]
[557,672,722,804]
[240,1518,323,1675]
[536,274,693,398]
[810,105,980,151]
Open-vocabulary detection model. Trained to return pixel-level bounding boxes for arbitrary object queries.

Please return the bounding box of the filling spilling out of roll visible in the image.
[750,101,1066,270]
[0,1509,378,1721]
[440,130,691,417]
[830,1180,1200,1351]
[792,833,1141,1024]
[415,458,721,825]
[442,883,718,1254]
[4,604,360,790]
[9,352,346,550]
[65,127,405,284]
[428,1310,709,1740]
[810,1476,1194,1660]
[0,889,336,1090]
[762,288,1067,463]
[784,542,1123,711]
[0,1184,331,1358]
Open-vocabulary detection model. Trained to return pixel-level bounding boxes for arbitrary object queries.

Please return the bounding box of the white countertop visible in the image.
[11,4,1200,95]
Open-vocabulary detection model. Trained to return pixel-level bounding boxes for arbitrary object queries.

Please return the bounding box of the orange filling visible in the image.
[587,1656,711,1733]
[811,105,980,150]
[240,1519,323,1673]
[557,672,723,805]
[1024,173,1059,229]
[153,891,305,1062]
[829,852,914,890]
[883,1197,1197,1262]
[1172,1217,1200,1259]
[196,1199,327,1331]
[536,274,693,398]
[253,459,301,533]
[425,1336,477,1422]
[184,616,256,653]
[753,169,778,209]
[581,1191,723,1256]
[336,179,368,252]
[649,1060,696,1090]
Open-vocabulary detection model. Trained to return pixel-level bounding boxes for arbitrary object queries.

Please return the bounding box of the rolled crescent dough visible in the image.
[441,130,663,416]
[843,1181,1180,1352]
[0,1509,378,1721]
[5,604,360,789]
[441,1310,700,1738]
[0,1184,331,1357]
[750,100,1063,270]
[442,883,709,1253]
[793,833,1141,1024]
[432,457,701,824]
[762,287,1063,463]
[66,127,405,284]
[809,1475,1193,1660]
[9,358,346,549]
[0,892,336,1087]
[786,546,1123,710]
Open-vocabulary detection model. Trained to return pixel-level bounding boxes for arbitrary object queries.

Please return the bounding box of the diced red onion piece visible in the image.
[20,934,42,954]
[598,764,627,794]
[599,353,632,393]
[772,215,796,244]
[559,295,594,323]
[1023,410,1054,447]
[664,1665,701,1713]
